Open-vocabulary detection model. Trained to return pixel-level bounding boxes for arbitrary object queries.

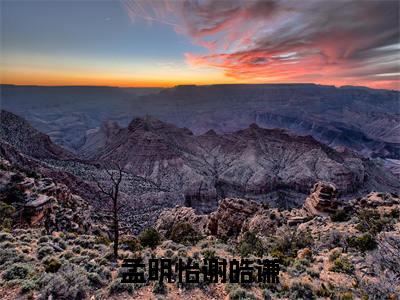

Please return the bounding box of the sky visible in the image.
[1,0,399,89]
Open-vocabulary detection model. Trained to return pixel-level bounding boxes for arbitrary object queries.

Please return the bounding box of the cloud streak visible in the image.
[123,0,400,89]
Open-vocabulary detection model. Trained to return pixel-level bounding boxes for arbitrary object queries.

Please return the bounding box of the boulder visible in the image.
[207,198,260,238]
[154,205,208,237]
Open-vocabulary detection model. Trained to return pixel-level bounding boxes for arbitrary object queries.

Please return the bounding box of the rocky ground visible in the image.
[0,161,399,300]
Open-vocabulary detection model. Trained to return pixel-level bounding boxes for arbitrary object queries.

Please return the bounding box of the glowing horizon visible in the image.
[1,0,399,90]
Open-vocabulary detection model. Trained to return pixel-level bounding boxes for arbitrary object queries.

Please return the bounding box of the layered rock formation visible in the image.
[303,182,340,217]
[84,116,399,212]
[3,84,399,160]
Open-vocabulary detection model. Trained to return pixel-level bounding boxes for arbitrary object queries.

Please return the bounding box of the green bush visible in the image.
[201,249,216,260]
[0,248,26,267]
[0,202,15,231]
[238,231,264,257]
[39,264,88,300]
[269,228,313,265]
[3,263,32,281]
[120,237,141,252]
[289,282,315,300]
[88,272,105,288]
[330,209,351,222]
[228,287,258,300]
[94,235,111,246]
[328,250,341,262]
[329,256,354,274]
[37,245,54,260]
[347,233,377,252]
[356,209,391,235]
[42,257,62,273]
[138,228,161,249]
[20,279,38,294]
[0,232,14,242]
[167,222,200,245]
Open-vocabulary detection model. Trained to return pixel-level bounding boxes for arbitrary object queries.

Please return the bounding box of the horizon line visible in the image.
[1,82,398,92]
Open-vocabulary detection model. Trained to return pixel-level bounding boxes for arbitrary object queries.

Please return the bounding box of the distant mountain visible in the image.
[0,85,162,150]
[85,116,399,212]
[2,84,398,160]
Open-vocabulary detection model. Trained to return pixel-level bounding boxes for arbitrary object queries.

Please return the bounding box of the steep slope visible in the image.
[88,116,399,211]
[0,110,74,160]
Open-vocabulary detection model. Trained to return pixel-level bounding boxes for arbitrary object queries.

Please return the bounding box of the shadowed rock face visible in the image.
[84,116,399,212]
[2,84,399,159]
[0,110,74,160]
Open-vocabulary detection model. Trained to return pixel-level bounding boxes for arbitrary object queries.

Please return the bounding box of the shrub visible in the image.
[39,264,88,300]
[201,249,216,260]
[20,279,38,294]
[88,272,105,288]
[38,236,50,244]
[238,231,264,257]
[329,250,341,262]
[23,169,40,179]
[0,202,15,231]
[289,282,315,300]
[37,245,54,260]
[138,228,161,249]
[356,209,391,235]
[329,256,354,274]
[120,237,141,252]
[269,228,313,265]
[109,278,135,295]
[167,222,200,245]
[228,287,258,300]
[3,263,32,281]
[347,233,377,252]
[71,245,82,254]
[0,241,15,249]
[0,232,14,243]
[331,209,351,222]
[42,257,62,273]
[10,173,24,183]
[338,292,354,300]
[152,281,166,294]
[4,186,25,203]
[0,248,26,267]
[388,208,399,219]
[94,235,111,246]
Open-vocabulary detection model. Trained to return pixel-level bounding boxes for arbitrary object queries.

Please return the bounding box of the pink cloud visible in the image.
[123,0,400,89]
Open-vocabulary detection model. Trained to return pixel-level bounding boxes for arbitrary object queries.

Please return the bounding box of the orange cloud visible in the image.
[124,0,400,90]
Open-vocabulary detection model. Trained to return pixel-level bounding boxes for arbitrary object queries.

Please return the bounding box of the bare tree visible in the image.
[91,162,123,261]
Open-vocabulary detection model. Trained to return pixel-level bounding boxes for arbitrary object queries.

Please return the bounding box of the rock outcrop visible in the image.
[302,182,340,217]
[154,206,208,237]
[207,198,260,238]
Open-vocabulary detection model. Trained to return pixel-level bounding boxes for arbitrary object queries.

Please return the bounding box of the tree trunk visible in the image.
[113,197,119,261]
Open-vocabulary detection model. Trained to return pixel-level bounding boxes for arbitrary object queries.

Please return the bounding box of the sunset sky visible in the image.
[1,0,399,89]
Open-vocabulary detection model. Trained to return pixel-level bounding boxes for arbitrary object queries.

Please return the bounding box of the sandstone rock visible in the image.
[303,182,339,217]
[207,198,260,238]
[241,209,283,237]
[154,206,208,237]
